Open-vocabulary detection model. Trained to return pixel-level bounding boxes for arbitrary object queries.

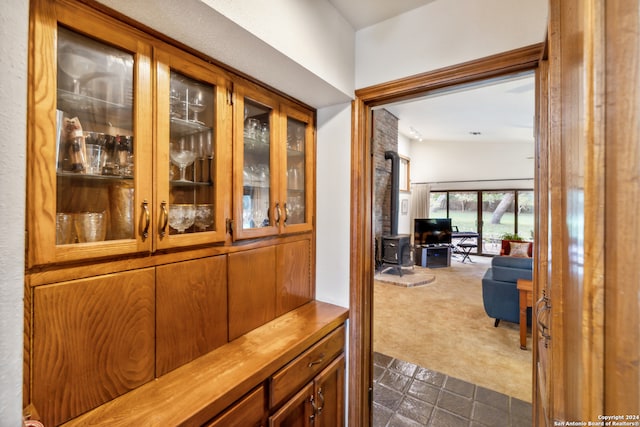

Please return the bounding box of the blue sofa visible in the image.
[481,256,533,326]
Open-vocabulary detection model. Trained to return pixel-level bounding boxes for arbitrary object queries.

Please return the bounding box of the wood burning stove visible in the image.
[379,151,412,275]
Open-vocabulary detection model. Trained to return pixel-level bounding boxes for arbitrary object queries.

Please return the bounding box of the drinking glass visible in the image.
[189,89,206,124]
[170,139,197,181]
[74,212,107,243]
[85,143,102,175]
[56,213,75,245]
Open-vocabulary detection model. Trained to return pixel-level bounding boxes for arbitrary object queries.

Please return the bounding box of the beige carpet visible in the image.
[374,255,533,402]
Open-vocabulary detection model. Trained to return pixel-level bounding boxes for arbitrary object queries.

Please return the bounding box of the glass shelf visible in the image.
[170,117,212,139]
[57,171,133,181]
[170,180,212,187]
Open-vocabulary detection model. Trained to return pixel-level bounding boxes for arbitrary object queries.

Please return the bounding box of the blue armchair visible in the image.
[481,256,533,326]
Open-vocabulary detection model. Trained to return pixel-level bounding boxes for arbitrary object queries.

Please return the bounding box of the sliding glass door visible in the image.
[425,189,533,255]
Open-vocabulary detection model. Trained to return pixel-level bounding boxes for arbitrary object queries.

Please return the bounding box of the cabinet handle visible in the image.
[142,200,150,239]
[308,353,325,368]
[317,387,324,414]
[274,202,281,224]
[159,201,169,237]
[535,293,551,346]
[283,202,289,225]
[309,395,317,423]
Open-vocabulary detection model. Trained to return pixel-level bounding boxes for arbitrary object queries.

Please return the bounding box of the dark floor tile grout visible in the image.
[373,352,533,427]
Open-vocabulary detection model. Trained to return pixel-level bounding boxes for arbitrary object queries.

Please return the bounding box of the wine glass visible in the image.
[189,89,206,124]
[58,51,97,95]
[168,204,195,233]
[170,139,197,181]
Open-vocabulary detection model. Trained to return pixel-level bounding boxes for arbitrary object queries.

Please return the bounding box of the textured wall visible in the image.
[0,0,29,424]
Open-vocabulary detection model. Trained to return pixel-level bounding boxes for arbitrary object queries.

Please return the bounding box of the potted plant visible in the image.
[500,232,524,242]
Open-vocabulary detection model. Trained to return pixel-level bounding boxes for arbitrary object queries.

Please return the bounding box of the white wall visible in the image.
[316,103,351,308]
[0,0,28,424]
[356,0,548,88]
[409,139,534,188]
[200,0,355,99]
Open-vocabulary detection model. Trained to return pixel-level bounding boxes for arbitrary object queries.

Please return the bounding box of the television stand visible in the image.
[414,245,451,268]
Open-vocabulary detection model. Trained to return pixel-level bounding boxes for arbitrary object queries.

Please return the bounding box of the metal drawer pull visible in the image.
[317,388,324,414]
[308,353,325,368]
[283,202,289,225]
[159,201,168,237]
[142,200,150,238]
[535,295,551,346]
[309,395,317,423]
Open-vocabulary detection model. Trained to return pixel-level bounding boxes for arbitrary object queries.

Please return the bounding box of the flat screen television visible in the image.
[414,218,452,246]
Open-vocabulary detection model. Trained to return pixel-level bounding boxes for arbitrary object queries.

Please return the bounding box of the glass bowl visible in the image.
[195,204,214,231]
[168,204,195,233]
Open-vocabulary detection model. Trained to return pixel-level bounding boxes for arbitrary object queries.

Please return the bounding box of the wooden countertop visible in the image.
[62,301,349,426]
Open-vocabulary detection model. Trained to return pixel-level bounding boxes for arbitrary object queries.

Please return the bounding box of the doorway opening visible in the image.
[370,73,536,425]
[348,43,543,426]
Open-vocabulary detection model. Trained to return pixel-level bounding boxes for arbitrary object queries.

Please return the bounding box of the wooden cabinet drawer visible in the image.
[204,385,267,427]
[269,325,345,408]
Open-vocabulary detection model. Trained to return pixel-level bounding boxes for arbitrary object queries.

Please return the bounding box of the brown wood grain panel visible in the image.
[156,255,228,376]
[533,59,551,427]
[276,239,312,317]
[270,325,345,409]
[204,385,266,427]
[32,268,155,426]
[315,354,345,427]
[27,0,58,267]
[349,96,374,427]
[268,382,314,427]
[604,0,640,415]
[228,246,277,340]
[62,301,348,426]
[355,43,544,106]
[23,279,32,410]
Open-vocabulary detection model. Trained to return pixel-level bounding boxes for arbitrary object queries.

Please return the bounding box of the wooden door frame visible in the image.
[348,43,544,426]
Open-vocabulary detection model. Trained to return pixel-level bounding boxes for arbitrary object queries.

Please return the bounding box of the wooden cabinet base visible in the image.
[60,301,347,426]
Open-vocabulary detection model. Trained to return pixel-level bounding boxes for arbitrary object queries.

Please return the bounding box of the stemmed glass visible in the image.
[58,51,97,95]
[189,89,206,124]
[170,138,197,181]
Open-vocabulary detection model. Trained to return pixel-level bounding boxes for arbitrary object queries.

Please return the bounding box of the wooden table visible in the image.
[517,278,533,349]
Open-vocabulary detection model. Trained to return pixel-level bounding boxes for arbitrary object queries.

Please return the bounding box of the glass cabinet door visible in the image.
[233,86,279,240]
[280,104,314,234]
[55,27,138,244]
[26,5,154,267]
[155,48,231,249]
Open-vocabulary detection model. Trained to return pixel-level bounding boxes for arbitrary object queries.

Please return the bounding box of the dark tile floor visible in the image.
[373,352,532,427]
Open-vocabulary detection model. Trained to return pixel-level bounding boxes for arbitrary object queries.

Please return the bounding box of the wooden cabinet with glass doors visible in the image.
[27,2,154,267]
[26,0,321,425]
[154,45,232,250]
[27,0,232,268]
[232,83,314,241]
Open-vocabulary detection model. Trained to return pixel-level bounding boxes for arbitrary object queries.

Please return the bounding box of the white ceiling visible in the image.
[330,0,536,145]
[328,0,437,30]
[384,72,536,144]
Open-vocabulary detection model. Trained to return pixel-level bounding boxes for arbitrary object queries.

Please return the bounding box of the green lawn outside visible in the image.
[430,209,534,253]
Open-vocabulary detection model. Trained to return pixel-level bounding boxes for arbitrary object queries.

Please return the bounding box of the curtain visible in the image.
[410,183,431,226]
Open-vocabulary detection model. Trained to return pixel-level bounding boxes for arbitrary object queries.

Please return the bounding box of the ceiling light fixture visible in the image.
[469,131,482,136]
[409,126,423,141]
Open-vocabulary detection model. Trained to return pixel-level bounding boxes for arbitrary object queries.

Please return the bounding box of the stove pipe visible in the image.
[385,150,400,236]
